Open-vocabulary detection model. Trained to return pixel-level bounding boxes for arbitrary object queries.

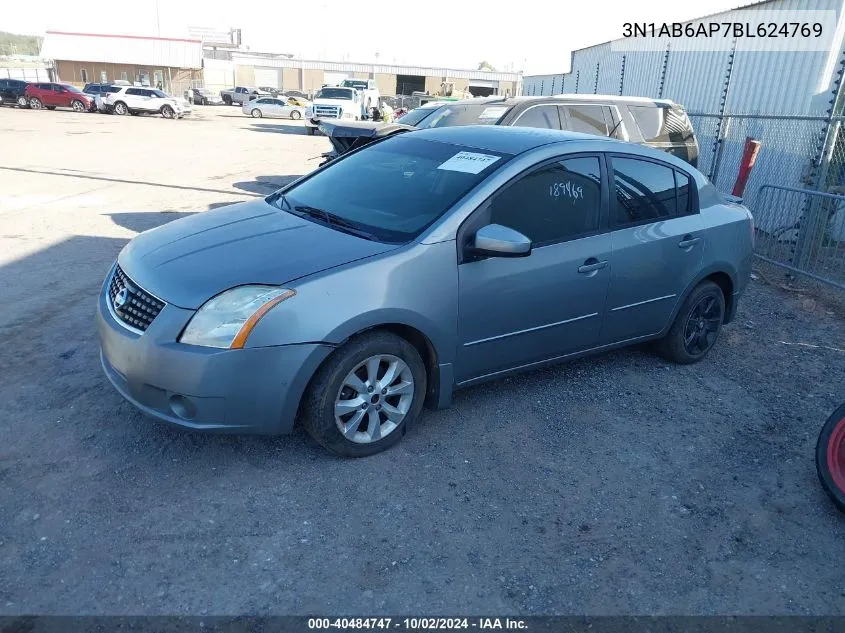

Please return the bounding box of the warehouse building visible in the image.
[39,31,202,94]
[209,53,522,100]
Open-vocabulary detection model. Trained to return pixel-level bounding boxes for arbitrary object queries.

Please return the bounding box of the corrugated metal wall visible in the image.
[523,0,844,114]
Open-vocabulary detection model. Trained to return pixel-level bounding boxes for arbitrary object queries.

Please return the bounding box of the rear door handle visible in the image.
[678,235,701,249]
[578,259,608,274]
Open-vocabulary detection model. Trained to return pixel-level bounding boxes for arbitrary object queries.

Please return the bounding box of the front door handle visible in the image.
[678,235,701,249]
[578,258,609,274]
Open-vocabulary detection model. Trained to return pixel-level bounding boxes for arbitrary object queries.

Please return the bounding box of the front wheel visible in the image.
[656,280,725,364]
[251,108,262,118]
[71,99,85,112]
[113,101,129,116]
[161,105,175,119]
[301,331,427,457]
[16,95,28,107]
[817,402,845,513]
[290,110,301,120]
[29,97,42,110]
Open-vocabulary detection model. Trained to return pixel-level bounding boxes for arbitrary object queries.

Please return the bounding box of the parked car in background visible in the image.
[83,83,123,112]
[258,86,281,96]
[321,95,700,167]
[96,125,752,457]
[220,86,271,106]
[191,88,224,105]
[25,83,93,112]
[104,86,190,118]
[282,89,311,102]
[242,97,305,119]
[0,79,30,107]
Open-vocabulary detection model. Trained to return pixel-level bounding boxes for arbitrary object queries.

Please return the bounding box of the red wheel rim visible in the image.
[826,417,845,493]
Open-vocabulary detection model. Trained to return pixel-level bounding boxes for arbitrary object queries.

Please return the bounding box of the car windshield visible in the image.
[396,106,442,127]
[268,136,512,243]
[316,88,354,100]
[416,103,513,129]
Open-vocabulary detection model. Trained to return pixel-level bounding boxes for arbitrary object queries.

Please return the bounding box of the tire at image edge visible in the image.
[816,402,845,513]
[300,331,427,457]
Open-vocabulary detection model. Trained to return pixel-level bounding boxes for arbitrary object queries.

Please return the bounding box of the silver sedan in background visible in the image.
[243,97,306,119]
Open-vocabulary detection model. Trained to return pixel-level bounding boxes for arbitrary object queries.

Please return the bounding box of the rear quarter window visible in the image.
[629,105,695,144]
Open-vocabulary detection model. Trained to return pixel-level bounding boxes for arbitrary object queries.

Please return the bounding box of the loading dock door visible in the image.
[396,74,425,95]
[469,79,497,97]
[254,67,279,89]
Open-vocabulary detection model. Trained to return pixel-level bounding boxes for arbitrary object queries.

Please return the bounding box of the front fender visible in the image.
[243,241,460,364]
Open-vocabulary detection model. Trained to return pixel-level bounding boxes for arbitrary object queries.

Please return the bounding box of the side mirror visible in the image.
[470,224,532,258]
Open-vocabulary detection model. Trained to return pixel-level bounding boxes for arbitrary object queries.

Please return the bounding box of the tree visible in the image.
[477,61,496,71]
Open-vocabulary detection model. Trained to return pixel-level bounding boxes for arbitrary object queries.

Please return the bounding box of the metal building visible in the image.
[523,0,845,289]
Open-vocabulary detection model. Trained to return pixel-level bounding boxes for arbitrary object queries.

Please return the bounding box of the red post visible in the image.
[732,137,762,197]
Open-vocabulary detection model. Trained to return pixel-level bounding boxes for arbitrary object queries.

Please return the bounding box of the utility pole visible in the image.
[155,0,161,36]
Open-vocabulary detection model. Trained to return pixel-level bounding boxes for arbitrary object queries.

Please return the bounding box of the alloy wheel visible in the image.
[334,354,414,444]
[683,293,722,355]
[72,100,84,112]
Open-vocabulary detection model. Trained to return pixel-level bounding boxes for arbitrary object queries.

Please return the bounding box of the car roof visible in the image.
[506,93,677,107]
[408,124,618,154]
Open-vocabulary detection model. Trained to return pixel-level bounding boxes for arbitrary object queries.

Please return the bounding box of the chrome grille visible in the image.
[314,105,341,118]
[108,265,165,332]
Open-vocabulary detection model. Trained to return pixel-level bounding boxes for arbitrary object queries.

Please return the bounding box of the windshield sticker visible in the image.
[478,106,508,120]
[437,152,501,174]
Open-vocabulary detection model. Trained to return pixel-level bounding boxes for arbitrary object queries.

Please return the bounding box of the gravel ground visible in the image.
[1,106,844,615]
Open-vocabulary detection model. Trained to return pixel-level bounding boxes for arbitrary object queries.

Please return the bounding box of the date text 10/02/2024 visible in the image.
[307,618,529,630]
[622,22,823,39]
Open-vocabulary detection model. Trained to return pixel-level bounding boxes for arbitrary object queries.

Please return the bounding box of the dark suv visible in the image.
[322,94,700,167]
[0,79,30,108]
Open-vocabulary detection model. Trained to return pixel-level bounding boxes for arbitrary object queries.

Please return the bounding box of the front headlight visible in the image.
[180,285,295,349]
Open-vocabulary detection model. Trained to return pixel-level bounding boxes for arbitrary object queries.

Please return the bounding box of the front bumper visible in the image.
[96,276,333,434]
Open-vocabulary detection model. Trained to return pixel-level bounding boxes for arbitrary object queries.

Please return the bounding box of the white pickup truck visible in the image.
[220,86,271,106]
[304,86,366,135]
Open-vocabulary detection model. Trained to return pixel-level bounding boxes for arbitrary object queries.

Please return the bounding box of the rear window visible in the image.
[273,136,513,243]
[396,106,441,127]
[629,105,695,144]
[416,103,512,129]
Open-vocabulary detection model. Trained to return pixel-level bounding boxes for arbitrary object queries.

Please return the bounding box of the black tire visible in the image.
[251,108,262,118]
[290,110,301,120]
[29,97,42,110]
[113,101,129,116]
[70,99,85,112]
[816,402,845,513]
[161,105,175,119]
[657,280,725,364]
[300,331,427,457]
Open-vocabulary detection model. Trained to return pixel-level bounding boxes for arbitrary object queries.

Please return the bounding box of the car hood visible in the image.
[117,199,399,309]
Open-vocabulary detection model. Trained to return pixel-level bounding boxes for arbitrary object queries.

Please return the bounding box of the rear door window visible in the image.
[511,105,562,130]
[560,104,611,136]
[610,156,678,225]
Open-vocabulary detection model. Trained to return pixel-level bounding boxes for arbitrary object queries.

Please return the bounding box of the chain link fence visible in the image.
[687,112,845,290]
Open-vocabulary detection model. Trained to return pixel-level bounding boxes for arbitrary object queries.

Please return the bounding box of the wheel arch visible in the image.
[662,264,739,336]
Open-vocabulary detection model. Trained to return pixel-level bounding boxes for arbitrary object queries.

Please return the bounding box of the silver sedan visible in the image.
[242,97,305,119]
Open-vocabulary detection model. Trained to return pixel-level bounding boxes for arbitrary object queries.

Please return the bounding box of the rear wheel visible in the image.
[657,280,725,364]
[113,101,129,116]
[161,105,175,119]
[71,99,85,112]
[16,95,28,107]
[817,403,845,513]
[29,97,42,110]
[290,110,301,120]
[251,108,262,118]
[301,331,427,457]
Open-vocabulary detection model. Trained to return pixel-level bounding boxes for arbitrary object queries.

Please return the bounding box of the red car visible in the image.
[25,82,93,112]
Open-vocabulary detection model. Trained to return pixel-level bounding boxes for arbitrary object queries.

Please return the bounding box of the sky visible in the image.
[4,0,741,74]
